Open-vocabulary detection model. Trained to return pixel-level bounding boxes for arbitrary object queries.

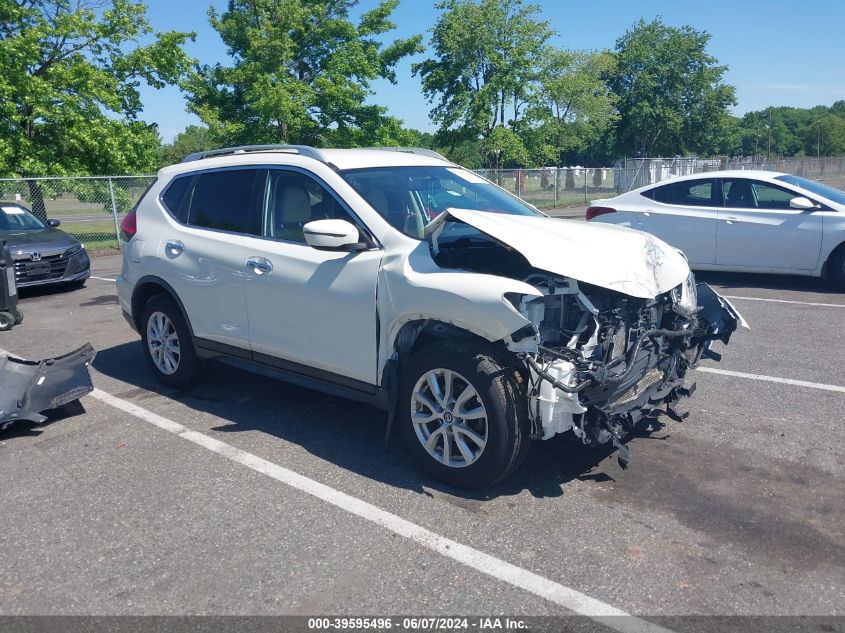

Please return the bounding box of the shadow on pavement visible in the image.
[92,341,651,501]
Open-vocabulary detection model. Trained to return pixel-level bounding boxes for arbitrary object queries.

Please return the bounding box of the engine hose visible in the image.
[524,355,592,394]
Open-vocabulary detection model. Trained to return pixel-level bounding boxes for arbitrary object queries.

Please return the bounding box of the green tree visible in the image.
[530,48,618,165]
[414,0,552,142]
[813,116,845,156]
[480,126,529,168]
[185,0,422,147]
[158,125,216,167]
[610,18,736,158]
[0,0,194,219]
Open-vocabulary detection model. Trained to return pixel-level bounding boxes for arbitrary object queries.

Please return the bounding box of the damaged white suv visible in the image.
[117,146,745,487]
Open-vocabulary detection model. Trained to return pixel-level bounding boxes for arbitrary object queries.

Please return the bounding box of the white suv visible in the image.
[117,145,745,488]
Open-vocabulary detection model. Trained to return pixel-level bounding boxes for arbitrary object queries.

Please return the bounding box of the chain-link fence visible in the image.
[474,167,618,209]
[0,176,155,251]
[3,157,845,251]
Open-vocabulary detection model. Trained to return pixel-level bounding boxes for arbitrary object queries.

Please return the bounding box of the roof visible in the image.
[173,145,452,173]
[320,148,451,170]
[645,169,788,184]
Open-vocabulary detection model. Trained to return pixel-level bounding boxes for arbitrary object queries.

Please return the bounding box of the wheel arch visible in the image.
[385,318,527,388]
[131,275,195,337]
[823,240,845,282]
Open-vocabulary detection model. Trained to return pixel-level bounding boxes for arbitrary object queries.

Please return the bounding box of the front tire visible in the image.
[140,294,200,389]
[829,244,845,290]
[399,341,530,488]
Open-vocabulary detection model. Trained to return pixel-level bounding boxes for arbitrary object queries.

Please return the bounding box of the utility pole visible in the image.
[817,120,821,158]
[766,110,772,160]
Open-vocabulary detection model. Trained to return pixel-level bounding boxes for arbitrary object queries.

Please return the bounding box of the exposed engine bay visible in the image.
[430,217,745,467]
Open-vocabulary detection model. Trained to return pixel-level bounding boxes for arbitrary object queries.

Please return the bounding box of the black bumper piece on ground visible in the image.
[0,343,96,430]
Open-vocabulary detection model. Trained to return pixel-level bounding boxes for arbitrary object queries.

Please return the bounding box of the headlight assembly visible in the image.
[672,270,698,317]
[64,243,84,257]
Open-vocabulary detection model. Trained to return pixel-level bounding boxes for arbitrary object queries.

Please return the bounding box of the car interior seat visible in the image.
[725,181,755,208]
[275,186,312,242]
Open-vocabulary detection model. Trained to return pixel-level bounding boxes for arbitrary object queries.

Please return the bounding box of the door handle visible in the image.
[724,217,743,224]
[165,240,184,256]
[246,256,273,274]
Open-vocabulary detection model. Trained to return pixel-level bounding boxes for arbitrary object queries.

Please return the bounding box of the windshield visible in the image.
[774,175,845,206]
[0,204,46,231]
[339,166,542,239]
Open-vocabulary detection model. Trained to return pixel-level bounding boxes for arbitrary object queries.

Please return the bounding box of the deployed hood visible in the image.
[432,209,690,298]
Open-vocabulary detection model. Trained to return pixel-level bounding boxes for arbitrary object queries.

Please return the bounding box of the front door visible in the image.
[243,168,383,386]
[716,178,824,270]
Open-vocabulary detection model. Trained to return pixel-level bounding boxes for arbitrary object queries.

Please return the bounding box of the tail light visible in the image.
[119,210,137,241]
[585,206,616,221]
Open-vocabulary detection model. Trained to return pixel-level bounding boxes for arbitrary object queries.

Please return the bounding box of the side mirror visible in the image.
[47,219,61,227]
[303,219,366,252]
[789,196,816,210]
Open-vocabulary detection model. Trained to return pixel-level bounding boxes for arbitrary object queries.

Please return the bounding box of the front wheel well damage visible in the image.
[388,319,528,396]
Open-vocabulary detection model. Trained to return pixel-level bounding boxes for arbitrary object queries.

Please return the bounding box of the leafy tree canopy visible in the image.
[158,125,216,167]
[185,0,422,147]
[610,18,735,158]
[529,49,618,165]
[0,0,194,178]
[414,0,552,140]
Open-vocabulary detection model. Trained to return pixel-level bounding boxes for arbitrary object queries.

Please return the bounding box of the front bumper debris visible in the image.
[0,344,96,430]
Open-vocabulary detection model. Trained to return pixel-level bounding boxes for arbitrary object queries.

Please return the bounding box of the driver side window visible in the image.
[722,179,798,210]
[263,170,358,243]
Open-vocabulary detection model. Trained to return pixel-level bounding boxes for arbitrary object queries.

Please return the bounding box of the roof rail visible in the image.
[181,144,330,164]
[363,147,450,162]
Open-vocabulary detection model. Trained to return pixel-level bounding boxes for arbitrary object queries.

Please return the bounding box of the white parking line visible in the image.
[83,388,671,633]
[721,295,845,308]
[90,276,117,282]
[696,367,845,393]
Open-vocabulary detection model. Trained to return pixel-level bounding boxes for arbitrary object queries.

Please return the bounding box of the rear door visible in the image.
[716,178,824,270]
[639,178,718,265]
[158,168,262,351]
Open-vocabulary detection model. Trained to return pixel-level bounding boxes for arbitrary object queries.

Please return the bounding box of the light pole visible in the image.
[815,119,821,158]
[765,124,771,160]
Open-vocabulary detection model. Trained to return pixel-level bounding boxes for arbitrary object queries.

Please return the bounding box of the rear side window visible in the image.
[161,176,191,223]
[645,179,715,206]
[187,169,261,234]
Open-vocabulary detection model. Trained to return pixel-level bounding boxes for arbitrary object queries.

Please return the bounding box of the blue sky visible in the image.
[139,0,845,142]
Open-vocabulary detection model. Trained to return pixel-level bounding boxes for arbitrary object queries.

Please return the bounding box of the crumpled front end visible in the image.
[509,274,745,467]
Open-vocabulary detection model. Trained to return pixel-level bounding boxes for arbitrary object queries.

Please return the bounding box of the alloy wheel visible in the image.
[410,368,488,468]
[146,311,180,375]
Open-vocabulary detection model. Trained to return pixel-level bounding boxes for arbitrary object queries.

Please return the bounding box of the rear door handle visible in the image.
[246,256,273,274]
[165,240,184,256]
[724,217,742,224]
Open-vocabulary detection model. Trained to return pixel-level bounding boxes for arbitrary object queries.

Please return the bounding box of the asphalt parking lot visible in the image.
[0,248,843,629]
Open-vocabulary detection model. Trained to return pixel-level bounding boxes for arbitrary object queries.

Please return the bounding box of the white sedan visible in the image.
[586,170,845,288]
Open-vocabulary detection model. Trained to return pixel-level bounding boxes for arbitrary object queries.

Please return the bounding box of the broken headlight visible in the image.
[672,270,698,317]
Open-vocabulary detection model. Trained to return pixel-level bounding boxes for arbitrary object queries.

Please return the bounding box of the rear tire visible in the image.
[140,294,200,389]
[828,244,845,290]
[399,341,530,488]
[0,311,14,331]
